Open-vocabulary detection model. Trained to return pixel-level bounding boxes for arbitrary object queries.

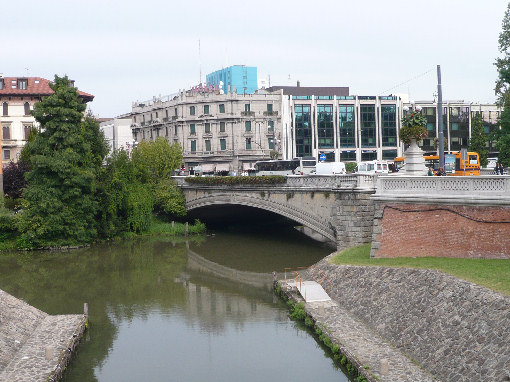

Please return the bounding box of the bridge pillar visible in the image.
[335,192,375,251]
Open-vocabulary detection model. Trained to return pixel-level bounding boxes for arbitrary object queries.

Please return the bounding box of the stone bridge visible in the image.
[174,175,377,249]
[175,174,510,258]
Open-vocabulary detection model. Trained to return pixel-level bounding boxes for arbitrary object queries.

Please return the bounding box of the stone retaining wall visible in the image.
[314,260,510,382]
[336,192,375,250]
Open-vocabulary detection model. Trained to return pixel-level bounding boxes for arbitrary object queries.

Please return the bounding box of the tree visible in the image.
[97,149,153,238]
[16,75,108,248]
[468,113,489,167]
[131,137,185,218]
[495,3,510,105]
[2,160,30,201]
[494,3,510,167]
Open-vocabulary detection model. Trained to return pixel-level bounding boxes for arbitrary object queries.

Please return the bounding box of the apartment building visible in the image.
[0,75,94,165]
[131,87,288,173]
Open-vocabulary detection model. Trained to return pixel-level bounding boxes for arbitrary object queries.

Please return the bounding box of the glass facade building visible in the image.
[206,65,258,95]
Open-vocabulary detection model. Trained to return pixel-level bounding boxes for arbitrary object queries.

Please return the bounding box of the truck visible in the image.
[314,161,346,175]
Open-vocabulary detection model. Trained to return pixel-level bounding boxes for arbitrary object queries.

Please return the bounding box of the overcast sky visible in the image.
[3,0,509,117]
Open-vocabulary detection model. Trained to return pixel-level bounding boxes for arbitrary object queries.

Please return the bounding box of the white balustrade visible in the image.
[374,175,510,204]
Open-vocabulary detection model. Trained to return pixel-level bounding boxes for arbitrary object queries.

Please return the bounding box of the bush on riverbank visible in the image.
[185,176,285,185]
[145,217,206,236]
[332,244,510,296]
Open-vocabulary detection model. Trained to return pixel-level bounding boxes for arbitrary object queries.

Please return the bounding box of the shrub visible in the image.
[185,176,285,185]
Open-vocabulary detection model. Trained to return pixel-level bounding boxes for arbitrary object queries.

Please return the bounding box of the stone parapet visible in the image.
[174,174,377,191]
[374,175,510,205]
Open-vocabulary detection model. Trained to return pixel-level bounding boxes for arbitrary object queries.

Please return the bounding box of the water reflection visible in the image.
[0,227,347,382]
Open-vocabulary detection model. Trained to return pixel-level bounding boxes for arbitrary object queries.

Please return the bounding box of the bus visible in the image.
[394,152,480,176]
[255,157,316,176]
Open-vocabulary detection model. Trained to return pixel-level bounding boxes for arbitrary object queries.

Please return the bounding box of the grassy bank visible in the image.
[331,244,510,296]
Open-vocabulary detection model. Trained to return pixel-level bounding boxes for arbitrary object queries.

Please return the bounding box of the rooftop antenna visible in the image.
[199,39,202,84]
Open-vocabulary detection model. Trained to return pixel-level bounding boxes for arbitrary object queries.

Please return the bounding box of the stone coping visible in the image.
[0,289,87,382]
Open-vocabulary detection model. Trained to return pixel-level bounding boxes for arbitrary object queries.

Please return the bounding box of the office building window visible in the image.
[190,124,196,135]
[317,104,334,149]
[245,121,251,132]
[205,139,211,152]
[175,108,178,116]
[267,104,273,112]
[219,104,225,113]
[338,105,355,147]
[246,138,252,150]
[268,120,274,132]
[190,106,195,115]
[268,138,274,150]
[220,122,226,132]
[2,102,7,116]
[24,102,30,116]
[174,126,178,135]
[245,104,250,112]
[3,149,10,160]
[205,123,211,133]
[381,105,397,147]
[294,104,312,157]
[191,140,196,152]
[360,105,376,147]
[220,138,226,150]
[204,105,209,114]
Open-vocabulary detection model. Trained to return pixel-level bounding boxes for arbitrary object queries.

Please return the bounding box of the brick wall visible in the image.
[371,203,510,258]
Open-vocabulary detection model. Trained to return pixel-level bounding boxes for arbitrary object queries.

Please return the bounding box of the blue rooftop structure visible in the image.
[206,65,258,94]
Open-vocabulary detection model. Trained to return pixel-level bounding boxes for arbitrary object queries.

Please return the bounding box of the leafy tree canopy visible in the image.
[468,113,489,167]
[16,75,108,248]
[131,138,185,218]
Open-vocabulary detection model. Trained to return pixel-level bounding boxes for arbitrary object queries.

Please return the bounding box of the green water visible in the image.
[0,224,349,382]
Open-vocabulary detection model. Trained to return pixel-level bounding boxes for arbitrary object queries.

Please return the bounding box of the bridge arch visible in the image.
[185,192,337,242]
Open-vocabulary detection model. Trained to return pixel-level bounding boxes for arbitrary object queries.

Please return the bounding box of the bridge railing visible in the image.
[173,174,377,190]
[374,175,510,204]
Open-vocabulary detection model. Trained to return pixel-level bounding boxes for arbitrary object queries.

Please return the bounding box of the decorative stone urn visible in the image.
[399,108,429,176]
[402,138,428,175]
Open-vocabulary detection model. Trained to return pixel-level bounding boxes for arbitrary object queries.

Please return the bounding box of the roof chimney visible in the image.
[297,80,300,87]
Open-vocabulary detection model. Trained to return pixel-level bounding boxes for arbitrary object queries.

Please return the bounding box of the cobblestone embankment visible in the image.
[0,289,87,382]
[304,255,510,382]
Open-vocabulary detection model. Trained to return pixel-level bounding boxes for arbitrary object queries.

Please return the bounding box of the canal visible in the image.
[0,210,351,381]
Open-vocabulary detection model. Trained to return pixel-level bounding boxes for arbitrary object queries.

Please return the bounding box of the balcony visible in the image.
[263,111,278,116]
[172,116,179,120]
[241,111,255,117]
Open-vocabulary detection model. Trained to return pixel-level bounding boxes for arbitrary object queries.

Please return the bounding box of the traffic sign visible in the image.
[319,154,326,162]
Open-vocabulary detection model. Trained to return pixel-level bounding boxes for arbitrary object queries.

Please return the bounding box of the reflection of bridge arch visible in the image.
[186,248,274,290]
[185,192,336,242]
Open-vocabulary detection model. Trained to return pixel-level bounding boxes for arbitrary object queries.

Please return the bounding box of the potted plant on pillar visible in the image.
[399,107,428,175]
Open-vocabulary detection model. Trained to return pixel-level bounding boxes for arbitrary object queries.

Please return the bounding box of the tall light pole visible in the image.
[437,65,444,168]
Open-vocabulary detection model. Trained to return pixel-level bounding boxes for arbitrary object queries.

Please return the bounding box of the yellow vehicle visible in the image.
[393,152,480,176]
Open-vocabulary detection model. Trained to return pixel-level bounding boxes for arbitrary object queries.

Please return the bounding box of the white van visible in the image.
[355,160,389,175]
[314,161,346,175]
